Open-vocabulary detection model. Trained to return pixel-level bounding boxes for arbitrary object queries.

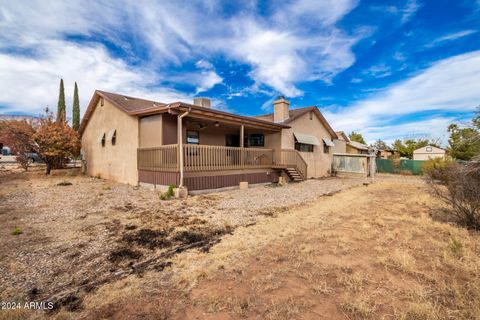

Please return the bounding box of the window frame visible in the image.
[186,130,200,145]
[294,142,314,153]
[248,133,265,147]
[323,141,330,153]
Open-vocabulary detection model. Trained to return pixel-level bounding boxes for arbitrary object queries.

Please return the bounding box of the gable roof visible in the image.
[79,90,289,135]
[335,131,350,142]
[254,106,338,139]
[348,140,369,151]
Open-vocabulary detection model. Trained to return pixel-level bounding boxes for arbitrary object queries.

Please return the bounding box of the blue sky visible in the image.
[0,0,479,144]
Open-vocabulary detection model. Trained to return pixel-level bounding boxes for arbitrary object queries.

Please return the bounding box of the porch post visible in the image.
[178,110,190,187]
[240,124,244,167]
[240,125,244,148]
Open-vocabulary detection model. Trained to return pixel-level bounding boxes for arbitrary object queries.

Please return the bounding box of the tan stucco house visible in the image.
[333,131,349,154]
[79,91,338,192]
[346,140,370,154]
[413,145,446,161]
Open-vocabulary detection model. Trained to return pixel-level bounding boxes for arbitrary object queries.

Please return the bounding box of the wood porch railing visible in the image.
[138,144,307,178]
[273,149,308,179]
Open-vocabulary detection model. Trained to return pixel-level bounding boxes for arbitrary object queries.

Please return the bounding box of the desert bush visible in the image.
[160,185,175,201]
[424,160,480,230]
[11,226,22,235]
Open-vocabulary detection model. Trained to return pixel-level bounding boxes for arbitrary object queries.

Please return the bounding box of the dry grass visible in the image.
[1,173,479,319]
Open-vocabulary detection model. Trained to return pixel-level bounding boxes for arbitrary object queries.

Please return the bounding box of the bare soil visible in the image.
[1,170,478,319]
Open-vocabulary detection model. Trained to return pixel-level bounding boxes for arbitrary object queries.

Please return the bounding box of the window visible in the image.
[97,132,106,147]
[323,143,330,153]
[249,134,264,147]
[225,134,240,147]
[107,129,116,146]
[295,142,314,152]
[100,97,104,107]
[187,130,199,144]
[426,146,432,152]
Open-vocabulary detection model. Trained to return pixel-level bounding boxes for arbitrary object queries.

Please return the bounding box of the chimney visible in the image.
[273,96,290,123]
[193,97,211,108]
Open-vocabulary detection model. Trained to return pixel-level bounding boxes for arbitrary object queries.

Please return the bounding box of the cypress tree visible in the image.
[56,78,66,123]
[72,82,80,130]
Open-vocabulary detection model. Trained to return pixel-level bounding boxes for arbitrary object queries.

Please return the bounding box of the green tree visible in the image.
[473,106,480,129]
[72,82,80,130]
[349,131,366,144]
[447,124,480,161]
[392,138,437,159]
[372,139,388,150]
[56,78,66,123]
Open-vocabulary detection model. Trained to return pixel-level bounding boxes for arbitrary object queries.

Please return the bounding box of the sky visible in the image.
[0,0,479,145]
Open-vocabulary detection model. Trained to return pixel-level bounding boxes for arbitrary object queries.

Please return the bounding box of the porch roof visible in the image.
[80,90,289,135]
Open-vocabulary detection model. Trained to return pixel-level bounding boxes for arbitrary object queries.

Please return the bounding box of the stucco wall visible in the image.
[139,115,162,148]
[413,146,446,161]
[413,153,445,161]
[81,99,139,185]
[162,114,177,145]
[346,144,368,154]
[280,112,334,178]
[183,120,281,149]
[333,139,347,154]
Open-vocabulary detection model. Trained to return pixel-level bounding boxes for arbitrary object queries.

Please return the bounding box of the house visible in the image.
[333,131,349,154]
[377,149,395,159]
[254,97,338,178]
[346,140,370,155]
[413,145,446,161]
[79,91,338,192]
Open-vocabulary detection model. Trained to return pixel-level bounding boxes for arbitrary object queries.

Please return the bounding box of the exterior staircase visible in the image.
[285,167,305,182]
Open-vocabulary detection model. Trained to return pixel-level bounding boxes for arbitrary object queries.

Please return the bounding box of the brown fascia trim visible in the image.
[78,91,101,136]
[176,103,290,130]
[134,102,290,131]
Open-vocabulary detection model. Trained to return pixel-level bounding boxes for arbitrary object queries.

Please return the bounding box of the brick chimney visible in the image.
[193,97,211,108]
[273,96,290,123]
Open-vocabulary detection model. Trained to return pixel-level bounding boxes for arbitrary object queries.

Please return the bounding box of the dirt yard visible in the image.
[1,170,479,319]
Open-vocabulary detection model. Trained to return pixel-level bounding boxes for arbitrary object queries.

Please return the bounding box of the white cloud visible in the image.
[325,51,480,143]
[425,29,478,48]
[0,41,190,116]
[401,0,421,23]
[0,0,362,115]
[364,64,392,78]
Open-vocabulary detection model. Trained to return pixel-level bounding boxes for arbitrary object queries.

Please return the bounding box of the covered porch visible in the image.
[137,107,306,191]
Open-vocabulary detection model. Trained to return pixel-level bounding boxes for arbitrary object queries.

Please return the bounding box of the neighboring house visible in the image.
[333,131,349,154]
[413,146,446,161]
[377,149,395,159]
[80,91,338,192]
[346,140,369,155]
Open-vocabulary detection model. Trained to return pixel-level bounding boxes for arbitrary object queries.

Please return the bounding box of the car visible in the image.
[25,152,43,163]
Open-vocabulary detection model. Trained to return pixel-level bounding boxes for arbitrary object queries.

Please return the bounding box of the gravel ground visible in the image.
[0,169,396,311]
[207,176,372,225]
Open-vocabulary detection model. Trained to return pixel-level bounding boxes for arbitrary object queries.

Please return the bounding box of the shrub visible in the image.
[424,161,480,230]
[11,226,22,235]
[160,185,176,201]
